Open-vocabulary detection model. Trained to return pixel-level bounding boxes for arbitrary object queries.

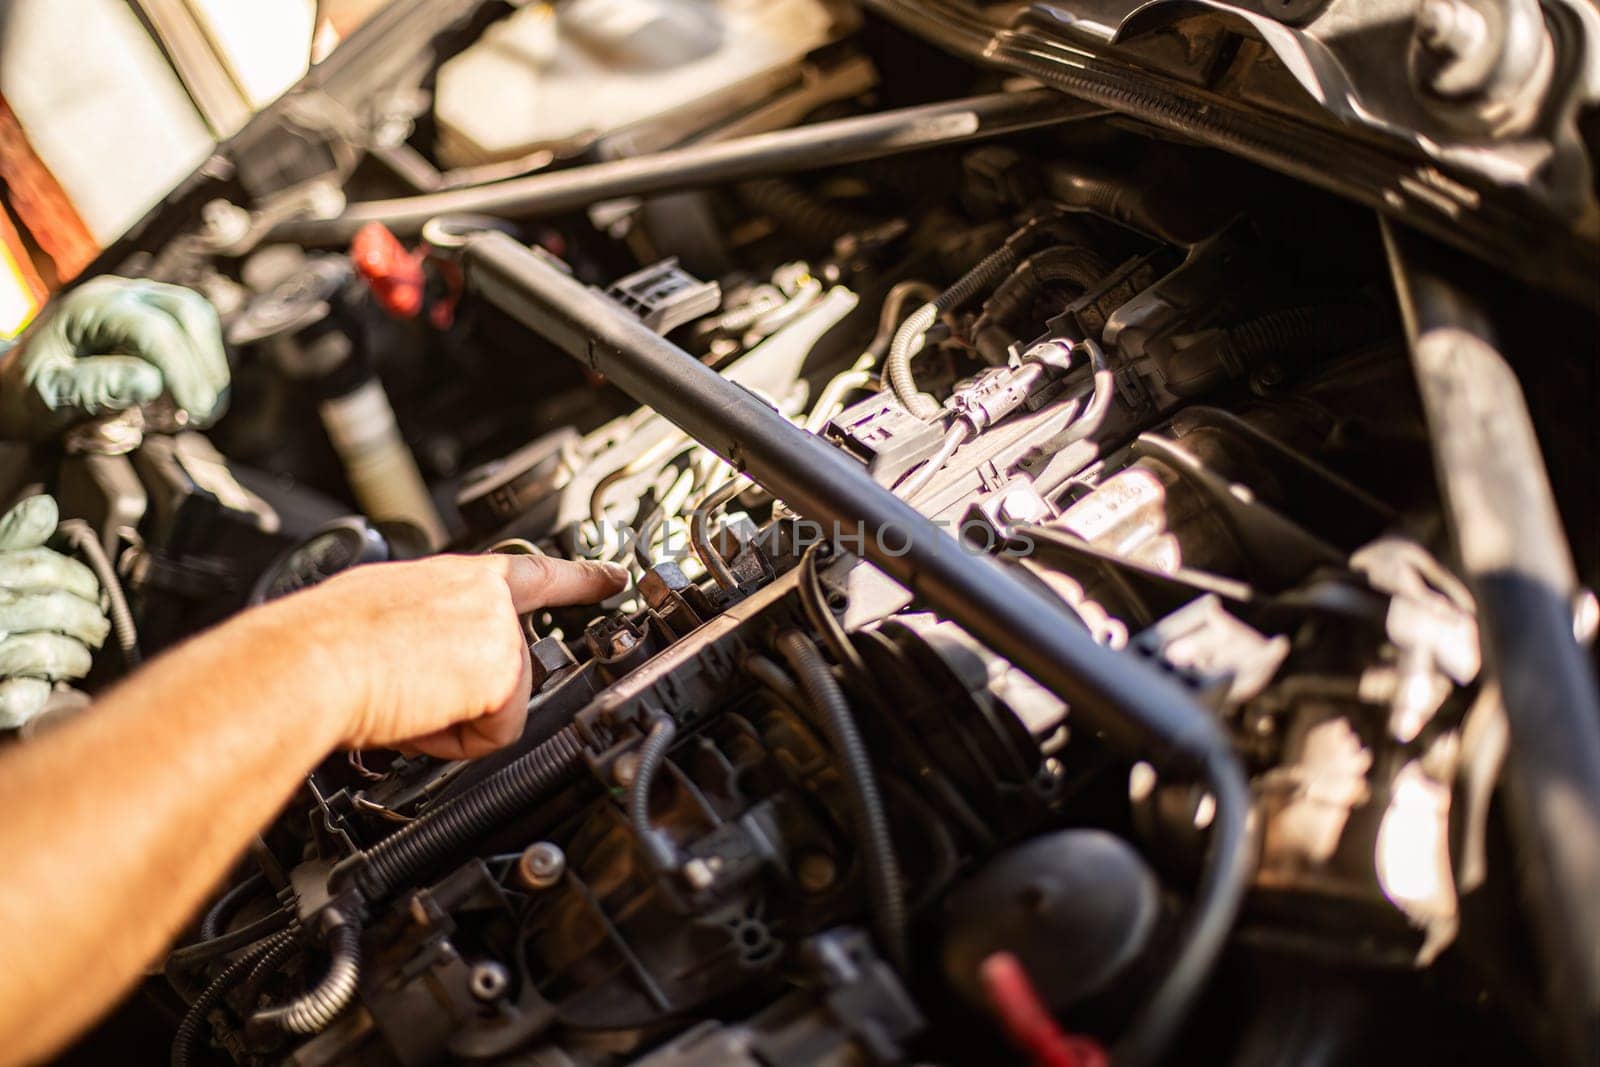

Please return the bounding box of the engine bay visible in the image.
[40,2,1600,1065]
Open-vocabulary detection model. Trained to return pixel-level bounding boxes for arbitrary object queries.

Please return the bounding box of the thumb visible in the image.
[497,555,630,613]
[35,356,164,418]
[0,495,58,552]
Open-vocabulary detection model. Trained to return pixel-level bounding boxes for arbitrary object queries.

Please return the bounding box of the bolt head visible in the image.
[999,488,1046,525]
[682,858,716,891]
[796,852,838,892]
[468,961,511,1002]
[613,751,640,788]
[517,841,567,890]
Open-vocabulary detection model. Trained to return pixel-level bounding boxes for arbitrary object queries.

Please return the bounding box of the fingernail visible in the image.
[598,561,630,584]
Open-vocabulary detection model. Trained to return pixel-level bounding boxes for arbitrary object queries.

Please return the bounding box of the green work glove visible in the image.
[0,495,108,729]
[0,276,229,440]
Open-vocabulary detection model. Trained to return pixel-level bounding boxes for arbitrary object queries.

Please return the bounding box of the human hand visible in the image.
[269,554,627,759]
[0,496,109,729]
[0,277,230,440]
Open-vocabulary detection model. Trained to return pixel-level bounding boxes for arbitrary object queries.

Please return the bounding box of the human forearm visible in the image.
[0,596,346,1065]
[0,552,624,1064]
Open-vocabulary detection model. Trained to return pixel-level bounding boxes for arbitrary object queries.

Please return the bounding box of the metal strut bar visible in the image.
[1384,221,1600,1067]
[464,230,1216,762]
[458,230,1254,1064]
[268,90,1103,244]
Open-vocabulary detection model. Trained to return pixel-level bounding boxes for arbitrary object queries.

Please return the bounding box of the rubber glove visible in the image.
[0,495,108,729]
[0,276,229,440]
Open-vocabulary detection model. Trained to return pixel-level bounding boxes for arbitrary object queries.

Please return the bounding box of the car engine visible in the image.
[40,2,1600,1066]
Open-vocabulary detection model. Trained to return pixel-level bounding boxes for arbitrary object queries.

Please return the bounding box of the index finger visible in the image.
[494,555,628,614]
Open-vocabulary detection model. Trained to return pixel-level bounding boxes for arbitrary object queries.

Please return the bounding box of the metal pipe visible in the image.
[1382,220,1600,1067]
[267,91,1102,244]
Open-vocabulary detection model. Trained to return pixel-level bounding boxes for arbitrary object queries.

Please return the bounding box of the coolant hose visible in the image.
[776,629,908,970]
[251,910,363,1035]
[349,724,589,899]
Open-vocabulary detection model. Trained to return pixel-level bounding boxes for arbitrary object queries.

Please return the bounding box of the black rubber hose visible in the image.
[971,245,1112,362]
[776,630,908,970]
[628,716,679,870]
[350,724,589,899]
[198,872,267,942]
[167,905,294,969]
[251,910,363,1035]
[735,178,880,245]
[171,928,298,1067]
[1113,749,1255,1066]
[1148,303,1393,397]
[796,543,870,683]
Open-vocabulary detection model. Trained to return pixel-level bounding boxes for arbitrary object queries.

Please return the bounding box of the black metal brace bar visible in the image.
[459,230,1253,1065]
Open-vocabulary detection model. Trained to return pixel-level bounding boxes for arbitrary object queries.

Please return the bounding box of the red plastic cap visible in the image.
[351,221,425,319]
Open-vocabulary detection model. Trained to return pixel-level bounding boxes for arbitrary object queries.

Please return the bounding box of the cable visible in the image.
[887,244,1020,418]
[885,303,945,418]
[55,518,139,666]
[632,502,666,571]
[776,630,908,970]
[1029,339,1116,491]
[171,927,298,1067]
[893,421,970,501]
[865,280,939,365]
[252,909,363,1035]
[166,906,294,969]
[197,872,267,942]
[971,245,1112,363]
[742,652,811,718]
[796,543,870,683]
[1112,748,1255,1067]
[690,478,747,589]
[348,724,589,900]
[886,212,1093,418]
[628,716,679,870]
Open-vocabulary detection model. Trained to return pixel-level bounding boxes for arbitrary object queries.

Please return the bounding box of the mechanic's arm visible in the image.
[0,552,627,1066]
